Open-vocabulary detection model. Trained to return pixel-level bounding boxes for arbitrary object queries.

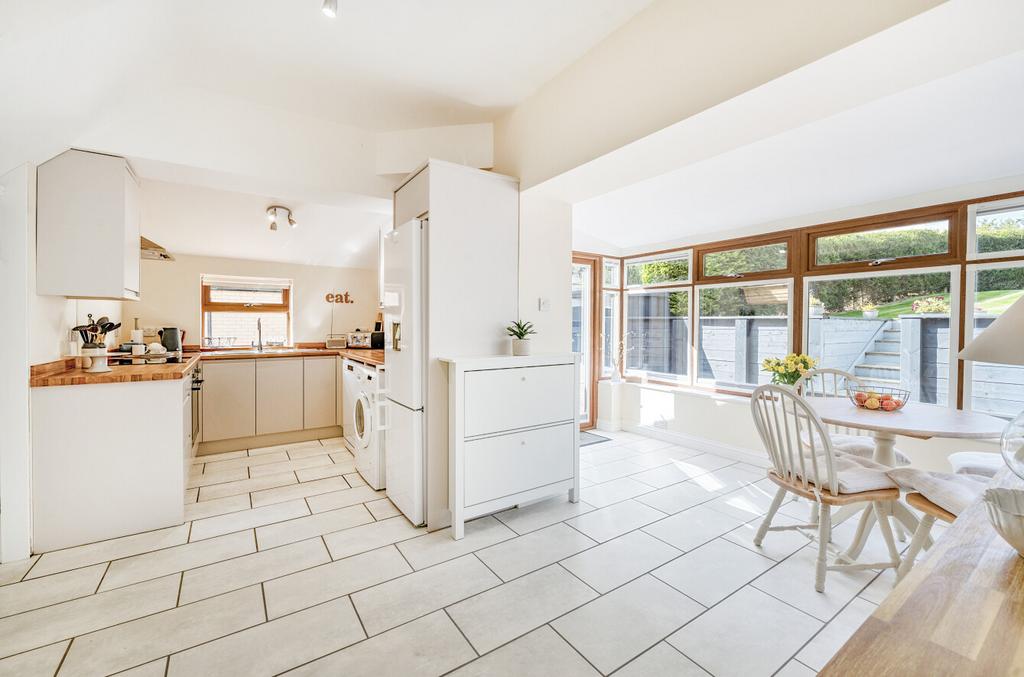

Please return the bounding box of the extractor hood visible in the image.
[141,236,174,261]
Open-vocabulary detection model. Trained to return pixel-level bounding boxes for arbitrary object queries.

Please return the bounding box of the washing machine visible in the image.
[344,358,387,490]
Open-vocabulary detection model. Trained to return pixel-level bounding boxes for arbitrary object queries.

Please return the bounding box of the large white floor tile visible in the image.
[284,610,475,677]
[0,557,38,587]
[204,451,289,473]
[322,516,425,560]
[449,626,598,677]
[751,547,876,622]
[304,485,385,513]
[668,586,822,677]
[476,523,596,582]
[168,597,365,677]
[702,478,779,521]
[580,477,653,509]
[0,575,179,660]
[553,575,703,674]
[581,459,647,483]
[651,538,775,607]
[566,500,666,543]
[352,555,500,636]
[494,495,595,535]
[184,494,252,522]
[60,585,265,676]
[396,516,516,570]
[250,476,351,507]
[365,498,401,520]
[0,641,69,677]
[581,445,638,466]
[295,460,356,482]
[723,513,812,562]
[857,568,896,605]
[447,564,597,654]
[641,504,748,552]
[189,499,309,541]
[186,466,249,489]
[777,659,819,676]
[614,642,707,677]
[287,443,336,460]
[255,504,374,550]
[117,658,168,676]
[0,563,105,618]
[560,530,680,594]
[264,546,412,619]
[634,480,720,514]
[28,525,190,579]
[247,455,334,478]
[198,472,297,501]
[796,597,877,670]
[631,455,735,488]
[99,531,256,591]
[179,538,330,605]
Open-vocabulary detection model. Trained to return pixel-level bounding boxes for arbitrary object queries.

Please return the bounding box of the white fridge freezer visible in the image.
[382,217,427,526]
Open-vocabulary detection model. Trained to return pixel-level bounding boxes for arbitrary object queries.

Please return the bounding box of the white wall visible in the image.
[127,255,377,347]
[519,191,573,353]
[609,383,998,472]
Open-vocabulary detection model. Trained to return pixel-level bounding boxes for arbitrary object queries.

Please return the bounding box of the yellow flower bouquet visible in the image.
[761,353,816,386]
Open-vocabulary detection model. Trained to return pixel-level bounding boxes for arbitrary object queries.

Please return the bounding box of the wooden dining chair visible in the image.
[896,493,956,579]
[750,384,903,592]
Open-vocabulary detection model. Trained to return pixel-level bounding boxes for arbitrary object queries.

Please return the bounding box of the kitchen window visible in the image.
[700,240,790,280]
[809,216,954,270]
[201,275,292,348]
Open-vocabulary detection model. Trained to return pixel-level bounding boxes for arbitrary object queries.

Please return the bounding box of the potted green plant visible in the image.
[506,320,536,356]
[861,303,879,319]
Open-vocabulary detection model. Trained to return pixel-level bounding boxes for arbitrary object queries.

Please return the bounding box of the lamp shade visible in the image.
[959,295,1024,366]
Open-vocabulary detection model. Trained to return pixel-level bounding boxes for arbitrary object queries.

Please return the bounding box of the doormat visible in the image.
[580,431,610,447]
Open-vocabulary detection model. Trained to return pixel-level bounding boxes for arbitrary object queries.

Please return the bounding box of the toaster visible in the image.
[347,331,372,348]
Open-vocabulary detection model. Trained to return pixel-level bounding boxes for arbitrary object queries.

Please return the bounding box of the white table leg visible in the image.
[873,430,899,468]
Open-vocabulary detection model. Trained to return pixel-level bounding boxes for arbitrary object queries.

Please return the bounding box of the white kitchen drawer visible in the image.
[463,423,574,507]
[464,364,574,437]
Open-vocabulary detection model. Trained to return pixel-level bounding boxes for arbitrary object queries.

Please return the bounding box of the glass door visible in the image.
[572,256,598,428]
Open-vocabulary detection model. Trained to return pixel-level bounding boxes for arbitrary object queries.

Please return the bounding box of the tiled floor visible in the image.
[0,431,926,676]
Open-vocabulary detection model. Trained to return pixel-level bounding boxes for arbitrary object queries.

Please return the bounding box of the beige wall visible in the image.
[126,254,377,347]
[494,0,943,189]
[518,192,573,353]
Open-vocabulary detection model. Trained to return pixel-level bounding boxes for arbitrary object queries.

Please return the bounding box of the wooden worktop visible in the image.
[30,354,201,387]
[822,468,1024,676]
[197,348,384,366]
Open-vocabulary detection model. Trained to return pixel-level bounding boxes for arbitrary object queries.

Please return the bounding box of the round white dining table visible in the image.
[806,398,1005,560]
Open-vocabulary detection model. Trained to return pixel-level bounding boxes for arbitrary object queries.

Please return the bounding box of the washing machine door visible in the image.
[352,392,374,450]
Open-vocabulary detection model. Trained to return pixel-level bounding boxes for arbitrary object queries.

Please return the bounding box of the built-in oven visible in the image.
[191,364,203,443]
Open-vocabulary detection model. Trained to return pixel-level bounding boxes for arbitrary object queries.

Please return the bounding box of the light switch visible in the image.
[537,297,551,312]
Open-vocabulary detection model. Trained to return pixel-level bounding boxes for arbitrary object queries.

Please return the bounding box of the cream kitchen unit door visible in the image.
[257,358,304,435]
[303,356,337,429]
[201,360,257,442]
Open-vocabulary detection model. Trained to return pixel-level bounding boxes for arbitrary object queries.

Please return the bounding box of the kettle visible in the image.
[159,327,184,352]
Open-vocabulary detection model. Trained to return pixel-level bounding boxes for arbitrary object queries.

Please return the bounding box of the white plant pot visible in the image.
[862,310,879,319]
[512,339,531,356]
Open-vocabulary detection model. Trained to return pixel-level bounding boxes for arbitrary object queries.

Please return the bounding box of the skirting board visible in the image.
[596,418,621,432]
[623,424,771,469]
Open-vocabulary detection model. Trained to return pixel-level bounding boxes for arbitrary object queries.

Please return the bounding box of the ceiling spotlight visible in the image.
[322,0,337,18]
[266,205,297,231]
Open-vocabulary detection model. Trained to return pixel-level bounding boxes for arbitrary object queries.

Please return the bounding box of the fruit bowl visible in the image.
[846,386,909,412]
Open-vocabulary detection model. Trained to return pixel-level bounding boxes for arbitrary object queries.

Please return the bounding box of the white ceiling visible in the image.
[572,48,1024,253]
[140,179,385,269]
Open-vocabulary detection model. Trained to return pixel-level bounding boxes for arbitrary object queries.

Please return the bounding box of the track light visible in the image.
[322,0,337,18]
[266,205,297,231]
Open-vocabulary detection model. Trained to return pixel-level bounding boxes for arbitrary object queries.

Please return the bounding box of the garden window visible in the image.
[602,291,621,377]
[625,288,690,380]
[811,217,953,269]
[968,197,1024,260]
[201,275,292,348]
[625,251,691,287]
[701,240,789,279]
[964,262,1024,417]
[804,267,959,405]
[695,280,791,389]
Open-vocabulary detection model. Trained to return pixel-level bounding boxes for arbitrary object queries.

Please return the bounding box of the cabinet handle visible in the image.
[521,376,526,382]
[520,440,526,445]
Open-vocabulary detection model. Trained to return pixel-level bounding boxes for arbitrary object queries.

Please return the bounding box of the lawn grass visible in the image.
[833,289,1024,319]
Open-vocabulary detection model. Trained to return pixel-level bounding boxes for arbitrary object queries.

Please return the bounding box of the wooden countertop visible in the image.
[30,354,201,387]
[822,468,1024,676]
[335,348,384,366]
[198,348,384,366]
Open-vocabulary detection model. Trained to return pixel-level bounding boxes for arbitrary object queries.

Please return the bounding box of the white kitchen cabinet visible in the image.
[202,360,256,442]
[36,149,141,300]
[304,356,337,429]
[257,358,304,435]
[442,353,580,540]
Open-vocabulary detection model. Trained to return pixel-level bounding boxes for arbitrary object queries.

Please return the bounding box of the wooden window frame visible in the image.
[804,207,960,275]
[623,284,693,384]
[572,254,601,430]
[200,284,293,348]
[695,233,796,284]
[623,249,693,289]
[596,187,1024,410]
